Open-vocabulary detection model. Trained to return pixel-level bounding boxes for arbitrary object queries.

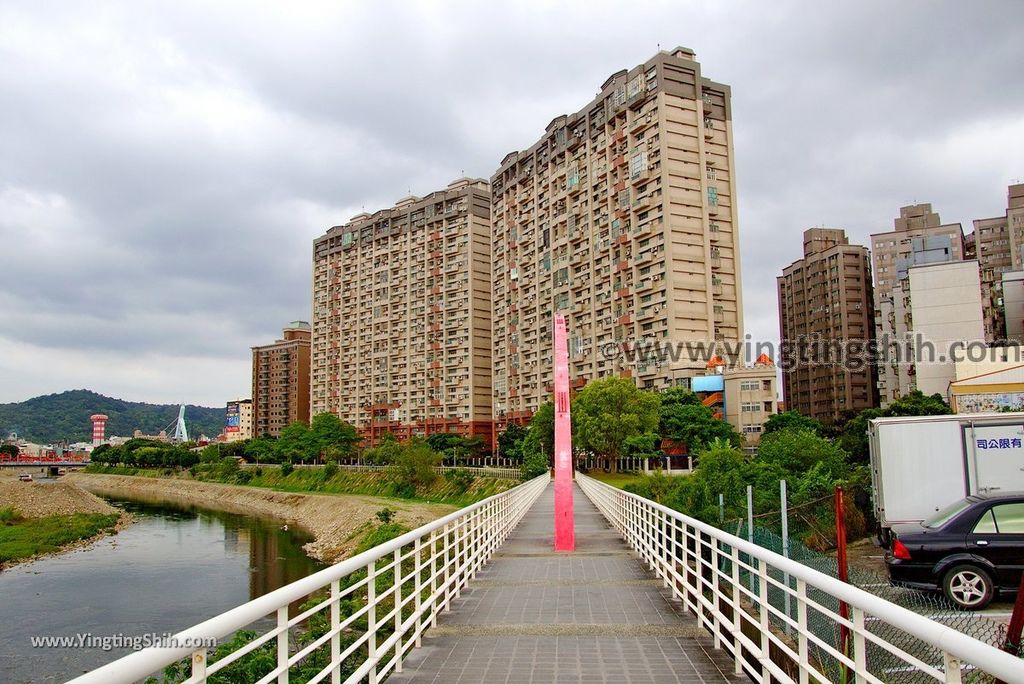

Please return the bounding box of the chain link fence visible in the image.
[728,521,1015,682]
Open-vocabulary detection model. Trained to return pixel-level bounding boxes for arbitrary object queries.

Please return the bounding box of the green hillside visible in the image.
[0,390,225,444]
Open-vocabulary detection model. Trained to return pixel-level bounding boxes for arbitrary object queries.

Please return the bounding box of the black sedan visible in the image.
[885,492,1024,609]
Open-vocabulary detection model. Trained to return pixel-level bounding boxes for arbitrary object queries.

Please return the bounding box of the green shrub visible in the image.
[280,462,295,476]
[0,506,22,525]
[375,508,395,524]
[391,440,440,492]
[521,449,549,479]
[323,461,339,479]
[391,482,416,499]
[235,470,253,484]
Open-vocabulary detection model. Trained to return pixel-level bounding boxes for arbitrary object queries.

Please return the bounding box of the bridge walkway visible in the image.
[389,482,743,683]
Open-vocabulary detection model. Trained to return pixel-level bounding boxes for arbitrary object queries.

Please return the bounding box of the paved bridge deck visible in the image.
[390,483,742,683]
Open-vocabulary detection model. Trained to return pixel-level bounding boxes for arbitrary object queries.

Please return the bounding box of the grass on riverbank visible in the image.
[84,463,518,508]
[0,506,120,564]
[586,470,665,490]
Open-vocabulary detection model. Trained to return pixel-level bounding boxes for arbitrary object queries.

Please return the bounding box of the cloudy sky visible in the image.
[1,1,1022,407]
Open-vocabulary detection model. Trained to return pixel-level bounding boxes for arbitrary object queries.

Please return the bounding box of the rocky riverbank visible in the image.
[0,478,119,518]
[68,473,456,563]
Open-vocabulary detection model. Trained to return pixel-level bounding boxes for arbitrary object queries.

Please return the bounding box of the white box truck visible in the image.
[869,413,1024,539]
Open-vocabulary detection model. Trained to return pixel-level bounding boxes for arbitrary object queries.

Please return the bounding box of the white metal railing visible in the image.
[576,472,1024,684]
[70,475,549,684]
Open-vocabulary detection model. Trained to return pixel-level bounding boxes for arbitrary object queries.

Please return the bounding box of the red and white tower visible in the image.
[90,414,109,446]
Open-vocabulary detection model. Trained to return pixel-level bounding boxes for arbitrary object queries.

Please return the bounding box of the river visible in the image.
[0,492,325,683]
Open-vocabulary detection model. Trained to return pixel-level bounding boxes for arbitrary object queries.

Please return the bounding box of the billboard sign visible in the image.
[225,402,240,433]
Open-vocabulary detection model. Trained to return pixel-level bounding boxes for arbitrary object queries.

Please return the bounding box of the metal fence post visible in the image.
[781,479,791,635]
[394,547,403,672]
[330,579,341,683]
[367,559,377,684]
[276,606,289,684]
[747,485,755,594]
[413,538,423,648]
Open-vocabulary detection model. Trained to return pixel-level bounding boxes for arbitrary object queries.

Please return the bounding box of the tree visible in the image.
[392,439,441,493]
[244,435,277,463]
[762,411,824,436]
[757,428,850,486]
[497,423,529,462]
[884,390,951,417]
[525,401,555,457]
[275,422,314,463]
[659,387,702,407]
[624,432,662,460]
[0,443,18,457]
[660,402,740,453]
[839,391,951,464]
[309,413,361,462]
[364,433,402,465]
[572,377,660,472]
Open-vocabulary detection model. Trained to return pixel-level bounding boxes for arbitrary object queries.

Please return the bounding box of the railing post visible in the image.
[731,544,743,674]
[367,560,377,684]
[443,522,452,612]
[712,538,722,650]
[414,537,423,647]
[394,547,403,672]
[429,529,439,628]
[943,652,963,684]
[757,559,770,683]
[190,649,207,683]
[660,509,670,588]
[276,606,289,684]
[797,579,810,684]
[852,607,867,683]
[330,579,341,683]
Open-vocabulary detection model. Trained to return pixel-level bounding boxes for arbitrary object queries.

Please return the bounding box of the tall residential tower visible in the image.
[490,47,743,425]
[778,229,877,421]
[251,322,311,437]
[311,179,493,446]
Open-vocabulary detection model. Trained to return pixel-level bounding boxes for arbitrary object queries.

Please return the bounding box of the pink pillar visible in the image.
[553,313,575,551]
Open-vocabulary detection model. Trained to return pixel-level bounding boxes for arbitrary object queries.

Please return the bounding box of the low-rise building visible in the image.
[224,399,253,442]
[950,361,1024,413]
[723,354,778,450]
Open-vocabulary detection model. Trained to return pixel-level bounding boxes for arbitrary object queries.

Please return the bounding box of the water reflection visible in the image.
[0,493,324,683]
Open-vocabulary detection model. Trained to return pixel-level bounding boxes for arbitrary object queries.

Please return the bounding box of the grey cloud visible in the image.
[0,0,1022,405]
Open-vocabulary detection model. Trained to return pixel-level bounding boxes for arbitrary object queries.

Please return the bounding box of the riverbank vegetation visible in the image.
[0,505,120,565]
[85,456,516,508]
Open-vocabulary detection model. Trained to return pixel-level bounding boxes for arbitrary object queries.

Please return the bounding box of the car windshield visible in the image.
[923,498,973,529]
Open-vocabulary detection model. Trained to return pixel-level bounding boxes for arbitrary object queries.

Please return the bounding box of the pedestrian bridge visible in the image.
[71,474,1024,683]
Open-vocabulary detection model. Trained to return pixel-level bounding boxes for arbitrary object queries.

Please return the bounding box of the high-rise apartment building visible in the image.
[1009,184,1024,269]
[490,47,743,425]
[251,322,311,437]
[777,229,877,422]
[311,179,493,446]
[972,184,1024,340]
[871,204,965,403]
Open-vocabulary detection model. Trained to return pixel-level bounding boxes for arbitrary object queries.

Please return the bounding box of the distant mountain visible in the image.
[0,390,225,444]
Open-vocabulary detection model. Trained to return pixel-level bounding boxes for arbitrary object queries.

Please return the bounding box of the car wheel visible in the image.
[942,565,994,610]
